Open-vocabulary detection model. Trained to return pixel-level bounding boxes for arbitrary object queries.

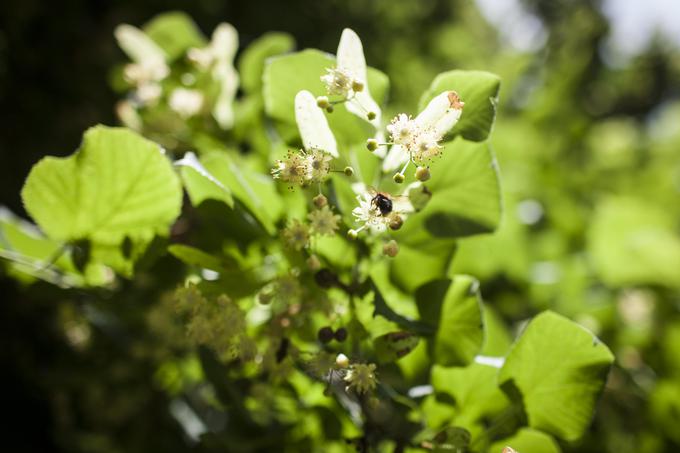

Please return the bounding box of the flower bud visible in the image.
[306,254,321,271]
[408,185,432,211]
[316,96,330,109]
[366,138,378,151]
[318,326,334,344]
[389,215,403,231]
[393,173,405,184]
[352,80,364,92]
[383,240,399,257]
[415,166,431,182]
[314,269,338,289]
[367,111,377,121]
[256,289,273,305]
[336,353,350,368]
[347,229,359,240]
[344,166,354,177]
[313,194,328,208]
[334,327,348,342]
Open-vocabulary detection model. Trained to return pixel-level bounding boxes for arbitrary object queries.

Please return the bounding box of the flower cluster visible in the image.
[282,220,310,250]
[271,148,333,187]
[318,29,381,126]
[308,206,341,236]
[381,91,465,176]
[386,91,464,166]
[344,362,379,395]
[114,24,169,106]
[281,205,341,251]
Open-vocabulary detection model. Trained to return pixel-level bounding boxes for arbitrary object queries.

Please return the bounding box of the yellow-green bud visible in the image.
[352,80,364,92]
[367,111,377,121]
[336,353,350,368]
[393,173,405,184]
[366,139,378,151]
[389,215,403,231]
[383,240,399,257]
[316,96,330,109]
[347,229,359,240]
[313,194,328,208]
[415,166,431,182]
[344,166,354,177]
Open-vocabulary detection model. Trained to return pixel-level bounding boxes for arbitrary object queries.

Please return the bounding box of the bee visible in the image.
[371,192,393,216]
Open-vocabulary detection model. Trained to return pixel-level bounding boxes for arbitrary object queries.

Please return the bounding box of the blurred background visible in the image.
[1,0,680,451]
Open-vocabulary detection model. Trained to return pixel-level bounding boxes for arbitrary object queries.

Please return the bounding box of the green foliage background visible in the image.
[1,0,680,452]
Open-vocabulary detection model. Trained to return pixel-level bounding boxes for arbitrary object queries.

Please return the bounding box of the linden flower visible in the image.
[321,67,354,97]
[308,206,341,236]
[383,91,465,172]
[344,363,378,394]
[271,151,310,186]
[271,148,332,187]
[386,114,418,146]
[282,220,310,250]
[168,88,204,118]
[305,148,333,182]
[352,192,393,233]
[322,28,382,127]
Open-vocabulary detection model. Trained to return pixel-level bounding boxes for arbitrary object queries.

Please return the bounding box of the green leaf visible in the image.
[489,428,562,453]
[416,276,485,366]
[498,311,614,441]
[431,363,509,424]
[0,208,87,286]
[238,32,295,94]
[22,126,182,246]
[263,49,389,147]
[389,239,457,293]
[196,151,282,235]
[177,152,234,207]
[587,196,680,288]
[374,331,420,363]
[419,70,500,142]
[395,139,502,247]
[168,244,230,272]
[143,11,206,61]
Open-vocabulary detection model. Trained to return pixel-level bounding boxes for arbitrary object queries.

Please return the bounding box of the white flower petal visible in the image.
[382,144,409,172]
[295,90,338,157]
[211,23,238,63]
[213,62,239,128]
[337,28,366,82]
[415,91,463,138]
[337,28,382,127]
[114,24,167,68]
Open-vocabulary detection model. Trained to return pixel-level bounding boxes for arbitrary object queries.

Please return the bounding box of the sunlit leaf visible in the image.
[489,428,562,453]
[238,32,295,93]
[143,11,206,61]
[395,139,502,247]
[21,126,182,276]
[176,152,234,207]
[416,276,484,366]
[498,311,614,441]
